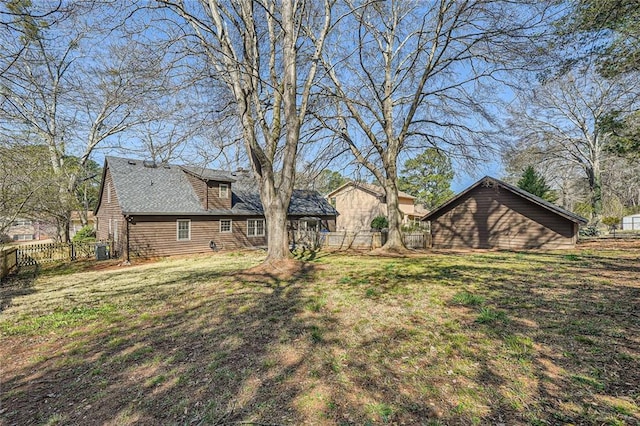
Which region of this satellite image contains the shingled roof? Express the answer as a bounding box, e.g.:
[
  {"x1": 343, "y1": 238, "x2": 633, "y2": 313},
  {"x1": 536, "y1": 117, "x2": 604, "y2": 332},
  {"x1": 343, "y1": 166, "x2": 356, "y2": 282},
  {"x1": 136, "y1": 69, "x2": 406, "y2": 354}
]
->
[
  {"x1": 421, "y1": 176, "x2": 588, "y2": 225},
  {"x1": 326, "y1": 181, "x2": 415, "y2": 200},
  {"x1": 98, "y1": 156, "x2": 337, "y2": 217}
]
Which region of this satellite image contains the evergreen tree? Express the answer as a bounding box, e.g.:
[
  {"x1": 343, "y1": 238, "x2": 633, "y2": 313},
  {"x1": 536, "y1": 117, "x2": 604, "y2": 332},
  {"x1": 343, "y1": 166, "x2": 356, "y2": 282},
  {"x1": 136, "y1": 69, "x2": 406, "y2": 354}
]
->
[
  {"x1": 398, "y1": 149, "x2": 455, "y2": 210},
  {"x1": 315, "y1": 170, "x2": 348, "y2": 195},
  {"x1": 517, "y1": 166, "x2": 558, "y2": 202}
]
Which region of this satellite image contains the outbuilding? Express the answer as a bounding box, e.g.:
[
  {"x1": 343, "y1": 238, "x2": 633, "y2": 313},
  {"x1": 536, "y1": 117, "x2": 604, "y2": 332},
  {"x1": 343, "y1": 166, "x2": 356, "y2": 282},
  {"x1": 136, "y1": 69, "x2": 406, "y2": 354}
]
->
[
  {"x1": 622, "y1": 214, "x2": 640, "y2": 230},
  {"x1": 421, "y1": 176, "x2": 587, "y2": 250}
]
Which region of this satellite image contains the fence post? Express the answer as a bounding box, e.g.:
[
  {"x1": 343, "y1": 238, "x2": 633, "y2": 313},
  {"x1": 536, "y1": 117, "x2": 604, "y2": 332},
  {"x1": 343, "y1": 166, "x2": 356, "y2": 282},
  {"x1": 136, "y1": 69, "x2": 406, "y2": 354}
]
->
[{"x1": 2, "y1": 249, "x2": 6, "y2": 279}]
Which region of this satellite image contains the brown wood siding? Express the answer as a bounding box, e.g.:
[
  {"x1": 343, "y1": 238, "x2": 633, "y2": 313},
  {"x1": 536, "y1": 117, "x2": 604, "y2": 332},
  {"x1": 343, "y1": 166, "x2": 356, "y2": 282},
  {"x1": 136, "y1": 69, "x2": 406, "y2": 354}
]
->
[
  {"x1": 206, "y1": 181, "x2": 232, "y2": 210},
  {"x1": 184, "y1": 173, "x2": 232, "y2": 210},
  {"x1": 127, "y1": 215, "x2": 267, "y2": 258},
  {"x1": 430, "y1": 185, "x2": 577, "y2": 250},
  {"x1": 184, "y1": 173, "x2": 208, "y2": 209},
  {"x1": 95, "y1": 168, "x2": 125, "y2": 253}
]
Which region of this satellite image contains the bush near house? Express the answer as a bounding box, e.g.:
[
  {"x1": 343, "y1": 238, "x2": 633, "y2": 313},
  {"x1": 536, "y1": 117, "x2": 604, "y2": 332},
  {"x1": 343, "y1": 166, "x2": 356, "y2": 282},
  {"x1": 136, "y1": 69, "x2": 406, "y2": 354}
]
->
[
  {"x1": 370, "y1": 215, "x2": 388, "y2": 230},
  {"x1": 72, "y1": 225, "x2": 96, "y2": 243}
]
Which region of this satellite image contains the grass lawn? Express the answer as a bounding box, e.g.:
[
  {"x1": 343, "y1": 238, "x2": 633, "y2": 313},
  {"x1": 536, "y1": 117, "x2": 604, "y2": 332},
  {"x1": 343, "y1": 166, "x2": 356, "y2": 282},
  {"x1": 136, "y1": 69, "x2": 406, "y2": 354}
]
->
[{"x1": 1, "y1": 242, "x2": 639, "y2": 425}]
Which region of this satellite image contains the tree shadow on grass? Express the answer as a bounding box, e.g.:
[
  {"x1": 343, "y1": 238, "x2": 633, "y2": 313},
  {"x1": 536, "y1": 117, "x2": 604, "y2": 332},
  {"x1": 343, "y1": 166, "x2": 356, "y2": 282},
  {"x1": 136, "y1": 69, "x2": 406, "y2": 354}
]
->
[
  {"x1": 0, "y1": 261, "x2": 335, "y2": 425},
  {"x1": 456, "y1": 254, "x2": 640, "y2": 424},
  {"x1": 2, "y1": 251, "x2": 639, "y2": 424},
  {"x1": 309, "y1": 252, "x2": 639, "y2": 424},
  {"x1": 0, "y1": 265, "x2": 38, "y2": 313}
]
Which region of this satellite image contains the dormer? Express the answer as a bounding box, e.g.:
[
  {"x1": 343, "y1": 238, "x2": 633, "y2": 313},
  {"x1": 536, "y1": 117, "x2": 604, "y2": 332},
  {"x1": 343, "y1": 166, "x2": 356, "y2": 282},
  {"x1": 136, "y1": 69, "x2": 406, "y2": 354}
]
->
[{"x1": 181, "y1": 167, "x2": 235, "y2": 210}]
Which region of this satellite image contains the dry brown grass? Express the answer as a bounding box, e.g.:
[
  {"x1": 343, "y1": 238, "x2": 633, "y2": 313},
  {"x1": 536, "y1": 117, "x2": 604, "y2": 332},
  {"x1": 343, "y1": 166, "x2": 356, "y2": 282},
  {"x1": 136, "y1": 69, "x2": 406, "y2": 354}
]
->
[{"x1": 1, "y1": 243, "x2": 639, "y2": 425}]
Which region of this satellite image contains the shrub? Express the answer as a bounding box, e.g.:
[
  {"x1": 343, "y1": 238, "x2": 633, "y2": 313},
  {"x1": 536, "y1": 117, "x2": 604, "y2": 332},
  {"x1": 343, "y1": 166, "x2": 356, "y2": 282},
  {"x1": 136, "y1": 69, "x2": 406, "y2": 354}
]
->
[
  {"x1": 579, "y1": 226, "x2": 599, "y2": 237},
  {"x1": 370, "y1": 215, "x2": 388, "y2": 230},
  {"x1": 602, "y1": 216, "x2": 620, "y2": 228},
  {"x1": 72, "y1": 225, "x2": 96, "y2": 242}
]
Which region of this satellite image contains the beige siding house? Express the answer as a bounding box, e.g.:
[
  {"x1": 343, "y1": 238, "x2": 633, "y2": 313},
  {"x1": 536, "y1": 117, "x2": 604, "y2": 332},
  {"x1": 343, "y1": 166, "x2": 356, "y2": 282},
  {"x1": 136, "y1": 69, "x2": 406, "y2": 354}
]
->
[{"x1": 326, "y1": 182, "x2": 426, "y2": 231}]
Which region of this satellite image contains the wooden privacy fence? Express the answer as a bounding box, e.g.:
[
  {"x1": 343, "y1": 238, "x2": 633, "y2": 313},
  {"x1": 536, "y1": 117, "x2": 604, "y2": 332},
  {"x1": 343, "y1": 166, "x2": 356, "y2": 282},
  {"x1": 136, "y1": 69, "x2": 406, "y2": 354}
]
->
[
  {"x1": 16, "y1": 241, "x2": 112, "y2": 267},
  {"x1": 1, "y1": 247, "x2": 18, "y2": 279},
  {"x1": 403, "y1": 232, "x2": 430, "y2": 249},
  {"x1": 321, "y1": 231, "x2": 430, "y2": 250},
  {"x1": 321, "y1": 231, "x2": 382, "y2": 250}
]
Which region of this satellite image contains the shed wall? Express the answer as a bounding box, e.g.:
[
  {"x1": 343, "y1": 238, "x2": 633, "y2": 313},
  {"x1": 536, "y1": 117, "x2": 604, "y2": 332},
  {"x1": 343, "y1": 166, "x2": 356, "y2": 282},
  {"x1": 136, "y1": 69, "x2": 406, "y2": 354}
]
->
[
  {"x1": 622, "y1": 215, "x2": 640, "y2": 230},
  {"x1": 430, "y1": 185, "x2": 577, "y2": 249}
]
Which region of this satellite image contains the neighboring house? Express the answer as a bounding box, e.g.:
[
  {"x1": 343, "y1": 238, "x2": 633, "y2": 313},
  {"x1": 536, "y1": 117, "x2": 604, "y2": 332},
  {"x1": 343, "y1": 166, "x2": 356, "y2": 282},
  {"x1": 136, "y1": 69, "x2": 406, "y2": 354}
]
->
[
  {"x1": 326, "y1": 182, "x2": 425, "y2": 231},
  {"x1": 622, "y1": 214, "x2": 640, "y2": 231},
  {"x1": 95, "y1": 157, "x2": 337, "y2": 258},
  {"x1": 421, "y1": 176, "x2": 588, "y2": 250},
  {"x1": 2, "y1": 218, "x2": 55, "y2": 243}
]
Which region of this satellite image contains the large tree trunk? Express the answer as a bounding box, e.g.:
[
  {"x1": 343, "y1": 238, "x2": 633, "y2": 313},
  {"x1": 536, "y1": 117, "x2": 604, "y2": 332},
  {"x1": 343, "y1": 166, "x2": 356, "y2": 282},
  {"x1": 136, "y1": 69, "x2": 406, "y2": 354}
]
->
[
  {"x1": 161, "y1": 0, "x2": 331, "y2": 269},
  {"x1": 383, "y1": 177, "x2": 407, "y2": 251},
  {"x1": 587, "y1": 165, "x2": 603, "y2": 223},
  {"x1": 259, "y1": 176, "x2": 292, "y2": 262}
]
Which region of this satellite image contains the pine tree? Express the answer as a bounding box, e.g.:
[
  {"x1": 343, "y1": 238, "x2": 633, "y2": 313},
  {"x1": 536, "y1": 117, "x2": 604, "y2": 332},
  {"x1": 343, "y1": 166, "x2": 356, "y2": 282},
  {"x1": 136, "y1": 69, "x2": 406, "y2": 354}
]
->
[
  {"x1": 517, "y1": 166, "x2": 558, "y2": 202},
  {"x1": 398, "y1": 148, "x2": 455, "y2": 210}
]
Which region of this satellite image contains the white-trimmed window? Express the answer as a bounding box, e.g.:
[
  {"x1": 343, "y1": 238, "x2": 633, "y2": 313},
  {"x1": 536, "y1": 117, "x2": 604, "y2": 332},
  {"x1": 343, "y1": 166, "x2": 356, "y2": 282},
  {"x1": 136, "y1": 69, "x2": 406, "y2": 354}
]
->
[
  {"x1": 220, "y1": 219, "x2": 232, "y2": 233},
  {"x1": 177, "y1": 219, "x2": 191, "y2": 241},
  {"x1": 12, "y1": 219, "x2": 32, "y2": 226},
  {"x1": 13, "y1": 234, "x2": 34, "y2": 241},
  {"x1": 247, "y1": 219, "x2": 265, "y2": 237},
  {"x1": 219, "y1": 183, "x2": 229, "y2": 199}
]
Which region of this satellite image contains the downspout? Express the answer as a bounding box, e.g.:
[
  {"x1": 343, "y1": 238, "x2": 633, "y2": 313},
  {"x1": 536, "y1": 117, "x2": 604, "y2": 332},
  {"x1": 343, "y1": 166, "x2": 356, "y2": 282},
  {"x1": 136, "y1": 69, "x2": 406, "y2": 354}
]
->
[{"x1": 124, "y1": 215, "x2": 132, "y2": 264}]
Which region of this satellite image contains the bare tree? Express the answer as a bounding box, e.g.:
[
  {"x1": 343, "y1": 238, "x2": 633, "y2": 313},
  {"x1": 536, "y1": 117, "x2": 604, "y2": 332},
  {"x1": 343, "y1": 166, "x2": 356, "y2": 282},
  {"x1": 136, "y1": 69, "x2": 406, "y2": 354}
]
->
[
  {"x1": 0, "y1": 0, "x2": 65, "y2": 76},
  {"x1": 0, "y1": 144, "x2": 49, "y2": 237},
  {"x1": 0, "y1": 2, "x2": 193, "y2": 240},
  {"x1": 507, "y1": 68, "x2": 640, "y2": 223},
  {"x1": 159, "y1": 0, "x2": 333, "y2": 263},
  {"x1": 320, "y1": 0, "x2": 553, "y2": 251}
]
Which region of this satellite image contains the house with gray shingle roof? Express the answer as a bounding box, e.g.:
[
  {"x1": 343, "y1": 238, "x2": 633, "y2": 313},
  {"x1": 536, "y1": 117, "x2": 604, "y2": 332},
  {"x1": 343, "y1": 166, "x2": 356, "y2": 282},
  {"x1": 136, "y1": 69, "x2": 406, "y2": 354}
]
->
[{"x1": 95, "y1": 157, "x2": 337, "y2": 259}]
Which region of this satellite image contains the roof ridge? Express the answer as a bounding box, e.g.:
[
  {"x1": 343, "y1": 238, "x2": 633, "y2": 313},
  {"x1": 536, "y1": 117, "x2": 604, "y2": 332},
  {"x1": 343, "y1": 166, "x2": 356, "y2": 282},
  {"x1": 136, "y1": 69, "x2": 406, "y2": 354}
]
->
[
  {"x1": 421, "y1": 175, "x2": 587, "y2": 224},
  {"x1": 327, "y1": 180, "x2": 416, "y2": 199}
]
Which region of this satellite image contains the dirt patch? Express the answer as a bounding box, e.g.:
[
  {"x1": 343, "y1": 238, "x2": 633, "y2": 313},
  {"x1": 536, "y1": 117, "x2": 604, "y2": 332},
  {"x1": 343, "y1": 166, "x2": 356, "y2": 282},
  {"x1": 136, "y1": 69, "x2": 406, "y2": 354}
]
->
[
  {"x1": 369, "y1": 246, "x2": 413, "y2": 257},
  {"x1": 236, "y1": 258, "x2": 321, "y2": 282},
  {"x1": 578, "y1": 238, "x2": 640, "y2": 250}
]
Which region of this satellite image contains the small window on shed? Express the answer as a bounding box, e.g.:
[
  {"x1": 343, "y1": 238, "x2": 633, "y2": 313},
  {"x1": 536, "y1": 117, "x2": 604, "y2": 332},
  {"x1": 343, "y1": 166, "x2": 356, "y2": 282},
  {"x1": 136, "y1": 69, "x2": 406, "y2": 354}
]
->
[
  {"x1": 219, "y1": 183, "x2": 229, "y2": 199},
  {"x1": 330, "y1": 197, "x2": 336, "y2": 207},
  {"x1": 177, "y1": 219, "x2": 191, "y2": 241}
]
